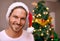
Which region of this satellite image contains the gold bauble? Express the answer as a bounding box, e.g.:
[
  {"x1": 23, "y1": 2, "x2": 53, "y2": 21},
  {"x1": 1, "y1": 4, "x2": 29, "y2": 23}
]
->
[{"x1": 35, "y1": 19, "x2": 38, "y2": 22}]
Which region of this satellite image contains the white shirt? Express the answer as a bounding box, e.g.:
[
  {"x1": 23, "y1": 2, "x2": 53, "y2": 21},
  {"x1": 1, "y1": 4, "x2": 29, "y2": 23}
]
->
[{"x1": 0, "y1": 30, "x2": 34, "y2": 41}]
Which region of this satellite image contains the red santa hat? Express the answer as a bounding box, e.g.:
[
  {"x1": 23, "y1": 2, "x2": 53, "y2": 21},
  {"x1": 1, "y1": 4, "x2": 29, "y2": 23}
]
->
[{"x1": 6, "y1": 2, "x2": 34, "y2": 33}]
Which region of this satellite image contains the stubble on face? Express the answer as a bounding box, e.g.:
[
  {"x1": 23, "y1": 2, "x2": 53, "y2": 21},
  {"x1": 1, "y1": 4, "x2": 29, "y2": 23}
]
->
[{"x1": 8, "y1": 8, "x2": 27, "y2": 33}]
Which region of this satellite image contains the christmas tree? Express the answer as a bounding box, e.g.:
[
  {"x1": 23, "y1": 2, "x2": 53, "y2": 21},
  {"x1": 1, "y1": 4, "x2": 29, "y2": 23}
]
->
[{"x1": 32, "y1": 0, "x2": 59, "y2": 41}]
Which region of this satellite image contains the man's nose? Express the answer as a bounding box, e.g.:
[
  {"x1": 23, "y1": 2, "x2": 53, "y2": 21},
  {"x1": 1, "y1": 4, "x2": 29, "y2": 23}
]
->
[{"x1": 17, "y1": 18, "x2": 21, "y2": 24}]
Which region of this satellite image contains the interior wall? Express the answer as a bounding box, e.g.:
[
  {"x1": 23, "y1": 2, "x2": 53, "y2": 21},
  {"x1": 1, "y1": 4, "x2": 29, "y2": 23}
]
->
[{"x1": 0, "y1": 0, "x2": 14, "y2": 31}]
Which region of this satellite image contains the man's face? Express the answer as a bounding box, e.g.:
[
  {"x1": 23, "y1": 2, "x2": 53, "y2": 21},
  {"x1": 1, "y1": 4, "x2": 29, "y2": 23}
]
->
[{"x1": 9, "y1": 8, "x2": 27, "y2": 32}]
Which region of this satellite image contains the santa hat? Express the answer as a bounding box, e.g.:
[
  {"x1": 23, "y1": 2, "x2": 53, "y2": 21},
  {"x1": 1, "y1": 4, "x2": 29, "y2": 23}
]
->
[{"x1": 6, "y1": 2, "x2": 34, "y2": 33}]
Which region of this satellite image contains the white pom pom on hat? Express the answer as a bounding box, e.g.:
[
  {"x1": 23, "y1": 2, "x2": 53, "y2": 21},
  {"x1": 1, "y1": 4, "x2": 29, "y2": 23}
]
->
[{"x1": 6, "y1": 2, "x2": 29, "y2": 21}]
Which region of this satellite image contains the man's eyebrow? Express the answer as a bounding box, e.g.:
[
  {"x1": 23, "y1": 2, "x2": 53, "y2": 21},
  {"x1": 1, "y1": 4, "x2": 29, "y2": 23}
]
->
[{"x1": 13, "y1": 15, "x2": 18, "y2": 18}]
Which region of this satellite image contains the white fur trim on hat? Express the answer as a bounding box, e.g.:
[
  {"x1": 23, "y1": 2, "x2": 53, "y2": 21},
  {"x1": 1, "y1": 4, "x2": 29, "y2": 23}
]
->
[
  {"x1": 6, "y1": 2, "x2": 29, "y2": 21},
  {"x1": 27, "y1": 26, "x2": 34, "y2": 33}
]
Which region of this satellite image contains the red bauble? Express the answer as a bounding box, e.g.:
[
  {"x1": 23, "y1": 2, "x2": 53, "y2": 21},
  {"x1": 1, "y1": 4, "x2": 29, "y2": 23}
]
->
[
  {"x1": 50, "y1": 35, "x2": 54, "y2": 39},
  {"x1": 51, "y1": 24, "x2": 54, "y2": 27},
  {"x1": 42, "y1": 19, "x2": 45, "y2": 23}
]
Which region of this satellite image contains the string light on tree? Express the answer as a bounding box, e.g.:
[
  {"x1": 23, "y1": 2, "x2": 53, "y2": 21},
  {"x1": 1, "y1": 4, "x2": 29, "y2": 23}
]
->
[
  {"x1": 32, "y1": 10, "x2": 34, "y2": 12},
  {"x1": 46, "y1": 7, "x2": 49, "y2": 10},
  {"x1": 49, "y1": 28, "x2": 52, "y2": 31},
  {"x1": 43, "y1": 12, "x2": 46, "y2": 14},
  {"x1": 33, "y1": 30, "x2": 36, "y2": 32},
  {"x1": 47, "y1": 30, "x2": 49, "y2": 33},
  {"x1": 51, "y1": 39, "x2": 54, "y2": 41},
  {"x1": 41, "y1": 33, "x2": 44, "y2": 36},
  {"x1": 43, "y1": 11, "x2": 48, "y2": 15},
  {"x1": 36, "y1": 6, "x2": 38, "y2": 8},
  {"x1": 38, "y1": 14, "x2": 41, "y2": 17},
  {"x1": 37, "y1": 15, "x2": 39, "y2": 17},
  {"x1": 46, "y1": 32, "x2": 49, "y2": 35},
  {"x1": 45, "y1": 12, "x2": 48, "y2": 14},
  {"x1": 39, "y1": 29, "x2": 42, "y2": 31},
  {"x1": 33, "y1": 16, "x2": 35, "y2": 19},
  {"x1": 45, "y1": 25, "x2": 47, "y2": 28}
]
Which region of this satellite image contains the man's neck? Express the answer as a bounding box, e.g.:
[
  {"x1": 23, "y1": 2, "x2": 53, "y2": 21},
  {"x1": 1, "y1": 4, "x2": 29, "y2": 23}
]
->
[{"x1": 5, "y1": 27, "x2": 23, "y2": 38}]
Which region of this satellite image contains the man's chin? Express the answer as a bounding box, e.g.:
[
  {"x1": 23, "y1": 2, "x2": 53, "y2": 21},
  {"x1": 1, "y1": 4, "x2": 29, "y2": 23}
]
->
[{"x1": 12, "y1": 27, "x2": 22, "y2": 32}]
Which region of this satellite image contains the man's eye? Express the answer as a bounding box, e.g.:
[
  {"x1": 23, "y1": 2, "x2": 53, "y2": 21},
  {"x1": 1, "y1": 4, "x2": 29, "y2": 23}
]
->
[
  {"x1": 21, "y1": 18, "x2": 26, "y2": 20},
  {"x1": 13, "y1": 16, "x2": 18, "y2": 18}
]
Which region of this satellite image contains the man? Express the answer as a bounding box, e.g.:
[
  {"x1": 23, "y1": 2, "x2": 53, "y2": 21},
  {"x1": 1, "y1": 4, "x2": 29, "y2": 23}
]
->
[{"x1": 0, "y1": 2, "x2": 34, "y2": 41}]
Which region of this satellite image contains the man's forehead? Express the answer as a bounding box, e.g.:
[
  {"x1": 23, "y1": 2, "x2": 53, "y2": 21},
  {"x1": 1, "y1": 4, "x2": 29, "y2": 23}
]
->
[{"x1": 11, "y1": 8, "x2": 26, "y2": 17}]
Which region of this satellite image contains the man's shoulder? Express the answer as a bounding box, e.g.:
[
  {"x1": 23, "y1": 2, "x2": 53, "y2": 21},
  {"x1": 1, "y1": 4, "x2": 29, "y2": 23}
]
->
[
  {"x1": 0, "y1": 30, "x2": 5, "y2": 34},
  {"x1": 0, "y1": 30, "x2": 5, "y2": 40}
]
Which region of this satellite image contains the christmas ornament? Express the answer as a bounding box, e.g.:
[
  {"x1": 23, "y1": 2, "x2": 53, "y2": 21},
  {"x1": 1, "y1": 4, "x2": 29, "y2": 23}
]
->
[
  {"x1": 34, "y1": 16, "x2": 52, "y2": 27},
  {"x1": 50, "y1": 34, "x2": 54, "y2": 39},
  {"x1": 50, "y1": 24, "x2": 54, "y2": 28}
]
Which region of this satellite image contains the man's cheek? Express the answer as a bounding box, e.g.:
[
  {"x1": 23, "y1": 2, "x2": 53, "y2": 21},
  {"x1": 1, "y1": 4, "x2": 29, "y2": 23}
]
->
[{"x1": 22, "y1": 22, "x2": 26, "y2": 25}]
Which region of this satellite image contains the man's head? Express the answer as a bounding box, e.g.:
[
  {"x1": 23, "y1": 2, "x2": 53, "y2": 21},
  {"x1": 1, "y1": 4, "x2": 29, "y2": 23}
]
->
[{"x1": 6, "y1": 2, "x2": 29, "y2": 32}]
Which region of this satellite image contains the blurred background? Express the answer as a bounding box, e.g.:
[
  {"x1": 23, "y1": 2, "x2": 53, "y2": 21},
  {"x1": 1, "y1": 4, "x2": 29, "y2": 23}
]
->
[{"x1": 0, "y1": 0, "x2": 60, "y2": 38}]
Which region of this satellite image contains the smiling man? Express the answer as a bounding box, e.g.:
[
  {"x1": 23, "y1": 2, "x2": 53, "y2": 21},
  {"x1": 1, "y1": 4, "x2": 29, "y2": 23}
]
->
[{"x1": 0, "y1": 2, "x2": 34, "y2": 41}]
